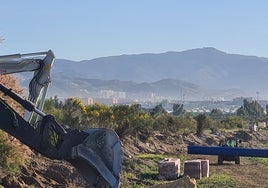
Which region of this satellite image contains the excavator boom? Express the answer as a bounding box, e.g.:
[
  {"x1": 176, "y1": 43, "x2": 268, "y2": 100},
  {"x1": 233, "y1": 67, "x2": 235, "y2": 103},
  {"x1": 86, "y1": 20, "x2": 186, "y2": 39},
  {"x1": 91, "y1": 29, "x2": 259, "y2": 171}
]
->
[{"x1": 0, "y1": 50, "x2": 55, "y2": 121}]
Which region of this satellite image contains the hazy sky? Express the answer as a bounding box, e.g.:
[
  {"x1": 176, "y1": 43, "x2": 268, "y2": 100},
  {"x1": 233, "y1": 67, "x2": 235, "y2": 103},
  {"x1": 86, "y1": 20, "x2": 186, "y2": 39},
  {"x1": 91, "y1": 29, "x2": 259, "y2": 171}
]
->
[{"x1": 0, "y1": 1, "x2": 267, "y2": 61}]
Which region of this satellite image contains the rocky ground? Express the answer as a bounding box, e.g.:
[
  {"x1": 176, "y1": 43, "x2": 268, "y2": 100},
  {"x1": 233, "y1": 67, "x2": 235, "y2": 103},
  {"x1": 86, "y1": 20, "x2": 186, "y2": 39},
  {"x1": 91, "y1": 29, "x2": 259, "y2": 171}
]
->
[{"x1": 1, "y1": 129, "x2": 268, "y2": 187}]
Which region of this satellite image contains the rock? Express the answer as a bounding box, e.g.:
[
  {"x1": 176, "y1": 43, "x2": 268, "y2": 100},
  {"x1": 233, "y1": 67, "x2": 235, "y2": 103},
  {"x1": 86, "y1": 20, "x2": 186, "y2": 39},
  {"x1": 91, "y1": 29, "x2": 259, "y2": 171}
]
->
[{"x1": 150, "y1": 176, "x2": 197, "y2": 188}]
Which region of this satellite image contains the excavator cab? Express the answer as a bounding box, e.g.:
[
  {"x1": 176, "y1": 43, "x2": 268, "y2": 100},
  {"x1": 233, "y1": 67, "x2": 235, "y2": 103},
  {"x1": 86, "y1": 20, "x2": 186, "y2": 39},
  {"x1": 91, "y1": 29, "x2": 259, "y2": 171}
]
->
[{"x1": 0, "y1": 50, "x2": 122, "y2": 187}]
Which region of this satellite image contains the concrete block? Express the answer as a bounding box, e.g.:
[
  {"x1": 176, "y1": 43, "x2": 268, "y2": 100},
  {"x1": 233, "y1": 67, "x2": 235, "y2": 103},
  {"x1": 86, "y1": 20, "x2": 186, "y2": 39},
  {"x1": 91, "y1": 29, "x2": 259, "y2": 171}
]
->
[
  {"x1": 184, "y1": 160, "x2": 202, "y2": 179},
  {"x1": 200, "y1": 159, "x2": 209, "y2": 177},
  {"x1": 158, "y1": 158, "x2": 180, "y2": 180}
]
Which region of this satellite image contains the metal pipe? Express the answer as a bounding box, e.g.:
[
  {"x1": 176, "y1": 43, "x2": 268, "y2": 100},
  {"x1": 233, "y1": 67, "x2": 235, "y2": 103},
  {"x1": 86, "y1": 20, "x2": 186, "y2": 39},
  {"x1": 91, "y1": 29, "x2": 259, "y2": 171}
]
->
[{"x1": 188, "y1": 145, "x2": 268, "y2": 158}]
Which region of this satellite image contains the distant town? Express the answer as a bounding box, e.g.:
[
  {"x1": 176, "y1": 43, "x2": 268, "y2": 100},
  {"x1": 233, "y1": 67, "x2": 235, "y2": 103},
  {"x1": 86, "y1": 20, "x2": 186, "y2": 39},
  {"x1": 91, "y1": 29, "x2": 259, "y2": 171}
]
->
[{"x1": 54, "y1": 89, "x2": 268, "y2": 114}]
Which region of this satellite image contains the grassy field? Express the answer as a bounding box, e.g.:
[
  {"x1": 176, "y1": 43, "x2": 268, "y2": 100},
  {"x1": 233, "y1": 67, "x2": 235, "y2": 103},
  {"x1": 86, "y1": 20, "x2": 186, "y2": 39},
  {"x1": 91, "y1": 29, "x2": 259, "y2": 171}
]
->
[
  {"x1": 120, "y1": 129, "x2": 268, "y2": 187},
  {"x1": 121, "y1": 154, "x2": 268, "y2": 188}
]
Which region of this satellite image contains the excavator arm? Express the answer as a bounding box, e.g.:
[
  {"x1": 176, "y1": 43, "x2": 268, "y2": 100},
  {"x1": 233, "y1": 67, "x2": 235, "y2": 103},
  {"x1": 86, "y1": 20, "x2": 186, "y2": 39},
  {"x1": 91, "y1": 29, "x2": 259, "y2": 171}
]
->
[
  {"x1": 0, "y1": 50, "x2": 55, "y2": 121},
  {"x1": 0, "y1": 50, "x2": 122, "y2": 187}
]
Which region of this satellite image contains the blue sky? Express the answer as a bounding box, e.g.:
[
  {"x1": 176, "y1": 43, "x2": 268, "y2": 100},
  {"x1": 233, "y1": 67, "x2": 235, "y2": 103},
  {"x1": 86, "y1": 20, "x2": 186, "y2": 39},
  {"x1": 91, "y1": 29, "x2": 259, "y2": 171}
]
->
[{"x1": 0, "y1": 0, "x2": 268, "y2": 61}]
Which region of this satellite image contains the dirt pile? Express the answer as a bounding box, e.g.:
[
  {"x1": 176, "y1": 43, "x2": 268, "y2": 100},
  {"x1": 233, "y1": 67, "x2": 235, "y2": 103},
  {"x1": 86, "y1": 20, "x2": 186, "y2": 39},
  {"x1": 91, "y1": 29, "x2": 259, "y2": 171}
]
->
[
  {"x1": 1, "y1": 156, "x2": 87, "y2": 188},
  {"x1": 122, "y1": 132, "x2": 187, "y2": 158},
  {"x1": 1, "y1": 129, "x2": 268, "y2": 187}
]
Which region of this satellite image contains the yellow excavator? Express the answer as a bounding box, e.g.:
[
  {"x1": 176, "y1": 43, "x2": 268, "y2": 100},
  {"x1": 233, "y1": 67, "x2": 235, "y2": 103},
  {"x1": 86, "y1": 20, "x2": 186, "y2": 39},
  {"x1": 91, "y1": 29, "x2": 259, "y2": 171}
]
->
[{"x1": 0, "y1": 50, "x2": 122, "y2": 187}]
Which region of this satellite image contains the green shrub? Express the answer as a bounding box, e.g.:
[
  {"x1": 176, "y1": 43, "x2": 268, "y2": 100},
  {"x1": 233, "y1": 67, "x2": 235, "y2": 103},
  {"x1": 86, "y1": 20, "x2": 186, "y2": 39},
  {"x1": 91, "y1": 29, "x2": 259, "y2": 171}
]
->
[
  {"x1": 198, "y1": 174, "x2": 236, "y2": 188},
  {"x1": 249, "y1": 157, "x2": 268, "y2": 166},
  {"x1": 0, "y1": 131, "x2": 29, "y2": 176}
]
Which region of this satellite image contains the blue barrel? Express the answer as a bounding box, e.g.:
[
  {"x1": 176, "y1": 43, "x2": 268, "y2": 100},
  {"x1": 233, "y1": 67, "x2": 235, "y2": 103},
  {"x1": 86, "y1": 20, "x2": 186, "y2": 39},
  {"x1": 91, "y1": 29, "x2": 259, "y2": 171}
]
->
[{"x1": 187, "y1": 145, "x2": 268, "y2": 158}]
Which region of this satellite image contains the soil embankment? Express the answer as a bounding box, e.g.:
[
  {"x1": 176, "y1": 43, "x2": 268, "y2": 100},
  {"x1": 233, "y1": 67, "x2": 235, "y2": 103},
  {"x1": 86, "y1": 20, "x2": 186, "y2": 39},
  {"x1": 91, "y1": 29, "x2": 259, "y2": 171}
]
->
[{"x1": 1, "y1": 130, "x2": 268, "y2": 187}]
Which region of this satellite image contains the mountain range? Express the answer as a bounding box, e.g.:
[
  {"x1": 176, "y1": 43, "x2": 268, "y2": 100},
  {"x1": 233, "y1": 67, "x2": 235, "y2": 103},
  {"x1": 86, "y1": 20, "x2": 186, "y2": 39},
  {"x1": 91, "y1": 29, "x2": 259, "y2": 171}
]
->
[{"x1": 19, "y1": 47, "x2": 268, "y2": 101}]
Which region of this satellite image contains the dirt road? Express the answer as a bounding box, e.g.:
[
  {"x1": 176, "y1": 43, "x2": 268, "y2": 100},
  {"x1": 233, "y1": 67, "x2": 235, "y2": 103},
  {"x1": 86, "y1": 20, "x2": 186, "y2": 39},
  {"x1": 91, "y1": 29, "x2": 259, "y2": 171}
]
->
[{"x1": 192, "y1": 155, "x2": 268, "y2": 188}]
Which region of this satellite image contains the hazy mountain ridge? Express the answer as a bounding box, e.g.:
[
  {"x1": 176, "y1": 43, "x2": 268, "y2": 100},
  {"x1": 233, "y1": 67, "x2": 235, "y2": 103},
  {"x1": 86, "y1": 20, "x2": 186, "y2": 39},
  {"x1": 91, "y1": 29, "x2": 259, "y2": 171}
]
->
[
  {"x1": 46, "y1": 75, "x2": 210, "y2": 100},
  {"x1": 19, "y1": 47, "x2": 268, "y2": 100},
  {"x1": 54, "y1": 47, "x2": 268, "y2": 86}
]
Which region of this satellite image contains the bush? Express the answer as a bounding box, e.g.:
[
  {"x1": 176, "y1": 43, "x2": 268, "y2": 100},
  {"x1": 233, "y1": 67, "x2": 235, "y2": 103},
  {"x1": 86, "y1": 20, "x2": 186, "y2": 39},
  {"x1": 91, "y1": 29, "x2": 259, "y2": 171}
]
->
[
  {"x1": 0, "y1": 131, "x2": 29, "y2": 176},
  {"x1": 0, "y1": 75, "x2": 29, "y2": 176}
]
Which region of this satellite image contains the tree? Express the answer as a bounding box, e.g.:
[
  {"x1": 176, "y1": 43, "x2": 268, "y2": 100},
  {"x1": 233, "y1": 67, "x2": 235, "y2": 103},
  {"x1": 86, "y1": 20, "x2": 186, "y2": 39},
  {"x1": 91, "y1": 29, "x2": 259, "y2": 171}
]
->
[
  {"x1": 61, "y1": 97, "x2": 85, "y2": 129},
  {"x1": 43, "y1": 96, "x2": 64, "y2": 123},
  {"x1": 172, "y1": 103, "x2": 185, "y2": 116},
  {"x1": 83, "y1": 103, "x2": 114, "y2": 129},
  {"x1": 210, "y1": 108, "x2": 223, "y2": 119},
  {"x1": 112, "y1": 104, "x2": 153, "y2": 137},
  {"x1": 112, "y1": 105, "x2": 131, "y2": 135},
  {"x1": 175, "y1": 115, "x2": 197, "y2": 135},
  {"x1": 195, "y1": 114, "x2": 209, "y2": 137},
  {"x1": 237, "y1": 99, "x2": 265, "y2": 120},
  {"x1": 150, "y1": 104, "x2": 167, "y2": 116},
  {"x1": 153, "y1": 114, "x2": 173, "y2": 133},
  {"x1": 220, "y1": 116, "x2": 245, "y2": 129}
]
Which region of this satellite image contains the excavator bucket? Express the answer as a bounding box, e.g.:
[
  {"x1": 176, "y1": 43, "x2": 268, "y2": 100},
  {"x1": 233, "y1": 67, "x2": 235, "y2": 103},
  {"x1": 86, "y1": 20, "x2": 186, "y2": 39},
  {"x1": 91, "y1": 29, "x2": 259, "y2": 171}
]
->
[{"x1": 69, "y1": 128, "x2": 122, "y2": 188}]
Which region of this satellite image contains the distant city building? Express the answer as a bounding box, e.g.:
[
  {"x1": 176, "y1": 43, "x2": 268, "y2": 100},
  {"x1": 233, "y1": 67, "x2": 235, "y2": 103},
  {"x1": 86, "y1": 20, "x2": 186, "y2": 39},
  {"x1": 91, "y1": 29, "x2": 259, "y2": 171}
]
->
[
  {"x1": 79, "y1": 97, "x2": 94, "y2": 105},
  {"x1": 99, "y1": 90, "x2": 126, "y2": 99},
  {"x1": 79, "y1": 97, "x2": 119, "y2": 105}
]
